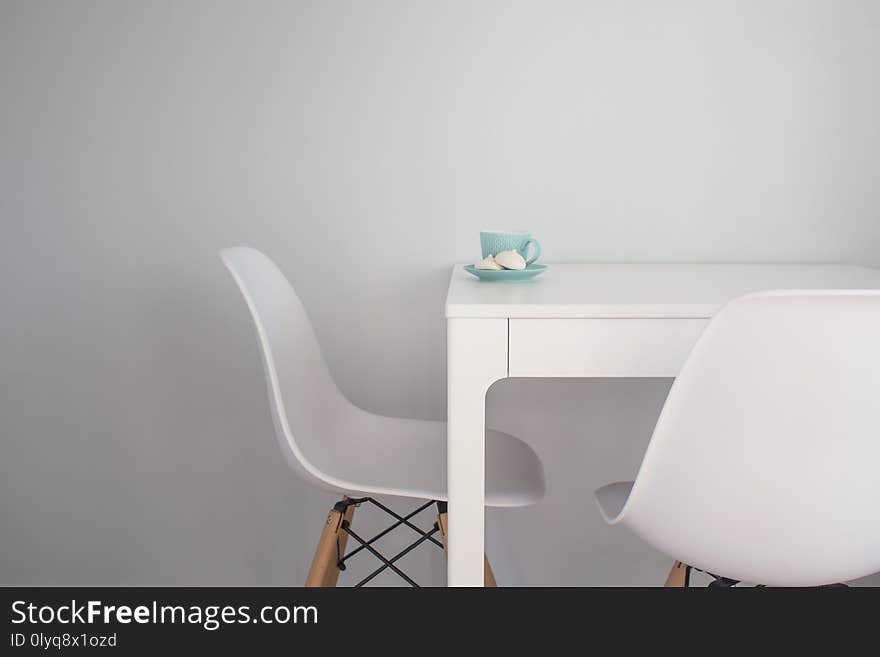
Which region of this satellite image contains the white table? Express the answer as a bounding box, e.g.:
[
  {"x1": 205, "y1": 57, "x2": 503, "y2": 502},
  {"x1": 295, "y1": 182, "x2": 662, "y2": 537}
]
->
[{"x1": 445, "y1": 263, "x2": 880, "y2": 586}]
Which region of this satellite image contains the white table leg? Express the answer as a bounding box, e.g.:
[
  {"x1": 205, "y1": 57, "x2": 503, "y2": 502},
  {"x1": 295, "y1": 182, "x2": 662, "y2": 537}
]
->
[{"x1": 446, "y1": 317, "x2": 508, "y2": 586}]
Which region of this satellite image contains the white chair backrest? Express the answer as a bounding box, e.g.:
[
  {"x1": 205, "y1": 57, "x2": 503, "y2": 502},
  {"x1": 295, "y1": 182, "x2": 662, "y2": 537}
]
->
[
  {"x1": 220, "y1": 247, "x2": 352, "y2": 490},
  {"x1": 622, "y1": 290, "x2": 880, "y2": 585}
]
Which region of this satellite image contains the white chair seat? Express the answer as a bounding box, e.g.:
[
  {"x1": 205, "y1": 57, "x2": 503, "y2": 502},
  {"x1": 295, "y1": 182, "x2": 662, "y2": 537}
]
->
[{"x1": 313, "y1": 409, "x2": 545, "y2": 506}]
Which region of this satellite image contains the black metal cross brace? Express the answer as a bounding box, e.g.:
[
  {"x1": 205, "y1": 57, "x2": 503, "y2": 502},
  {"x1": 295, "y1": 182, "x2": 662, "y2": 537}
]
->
[{"x1": 334, "y1": 497, "x2": 445, "y2": 587}]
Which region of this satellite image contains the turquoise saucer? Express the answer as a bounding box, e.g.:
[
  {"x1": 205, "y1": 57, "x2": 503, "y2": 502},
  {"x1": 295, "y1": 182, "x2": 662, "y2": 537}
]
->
[{"x1": 464, "y1": 263, "x2": 547, "y2": 282}]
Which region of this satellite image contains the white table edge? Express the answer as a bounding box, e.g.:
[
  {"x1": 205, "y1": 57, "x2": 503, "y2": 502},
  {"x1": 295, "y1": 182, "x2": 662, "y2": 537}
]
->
[{"x1": 445, "y1": 303, "x2": 723, "y2": 319}]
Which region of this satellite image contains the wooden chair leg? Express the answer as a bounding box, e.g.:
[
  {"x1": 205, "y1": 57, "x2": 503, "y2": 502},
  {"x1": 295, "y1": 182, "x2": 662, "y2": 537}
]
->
[
  {"x1": 664, "y1": 560, "x2": 691, "y2": 587},
  {"x1": 437, "y1": 510, "x2": 449, "y2": 552},
  {"x1": 305, "y1": 498, "x2": 356, "y2": 587},
  {"x1": 323, "y1": 501, "x2": 355, "y2": 587},
  {"x1": 437, "y1": 509, "x2": 497, "y2": 587},
  {"x1": 483, "y1": 554, "x2": 497, "y2": 587}
]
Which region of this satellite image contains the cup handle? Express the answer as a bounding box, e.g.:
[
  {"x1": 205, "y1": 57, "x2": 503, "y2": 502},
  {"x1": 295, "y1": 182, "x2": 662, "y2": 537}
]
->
[{"x1": 521, "y1": 238, "x2": 541, "y2": 265}]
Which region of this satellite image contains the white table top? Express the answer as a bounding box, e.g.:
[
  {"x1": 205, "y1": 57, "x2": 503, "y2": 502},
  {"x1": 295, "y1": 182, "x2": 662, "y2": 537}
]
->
[{"x1": 446, "y1": 263, "x2": 880, "y2": 318}]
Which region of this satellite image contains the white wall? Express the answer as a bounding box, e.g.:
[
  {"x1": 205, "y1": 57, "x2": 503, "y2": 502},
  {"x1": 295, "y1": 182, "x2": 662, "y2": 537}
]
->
[{"x1": 2, "y1": 0, "x2": 879, "y2": 586}]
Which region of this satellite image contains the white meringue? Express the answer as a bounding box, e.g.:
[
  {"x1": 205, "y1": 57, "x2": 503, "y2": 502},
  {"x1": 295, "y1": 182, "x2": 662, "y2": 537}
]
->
[
  {"x1": 474, "y1": 255, "x2": 503, "y2": 270},
  {"x1": 494, "y1": 249, "x2": 526, "y2": 270}
]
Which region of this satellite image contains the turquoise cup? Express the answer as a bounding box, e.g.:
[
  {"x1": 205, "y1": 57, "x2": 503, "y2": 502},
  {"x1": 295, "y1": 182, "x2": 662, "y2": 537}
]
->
[{"x1": 480, "y1": 230, "x2": 541, "y2": 265}]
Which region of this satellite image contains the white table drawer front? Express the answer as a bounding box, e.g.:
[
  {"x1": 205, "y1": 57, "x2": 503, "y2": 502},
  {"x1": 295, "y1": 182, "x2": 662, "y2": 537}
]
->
[{"x1": 509, "y1": 318, "x2": 709, "y2": 377}]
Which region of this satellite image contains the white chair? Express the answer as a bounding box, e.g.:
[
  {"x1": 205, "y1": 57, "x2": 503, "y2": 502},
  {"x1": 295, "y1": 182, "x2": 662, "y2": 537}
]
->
[
  {"x1": 595, "y1": 290, "x2": 880, "y2": 587},
  {"x1": 221, "y1": 247, "x2": 545, "y2": 586}
]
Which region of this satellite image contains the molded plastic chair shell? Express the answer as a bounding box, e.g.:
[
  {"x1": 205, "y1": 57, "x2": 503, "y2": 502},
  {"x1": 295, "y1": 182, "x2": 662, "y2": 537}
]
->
[
  {"x1": 221, "y1": 247, "x2": 544, "y2": 506},
  {"x1": 596, "y1": 290, "x2": 880, "y2": 586}
]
